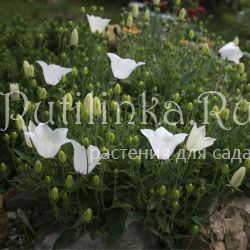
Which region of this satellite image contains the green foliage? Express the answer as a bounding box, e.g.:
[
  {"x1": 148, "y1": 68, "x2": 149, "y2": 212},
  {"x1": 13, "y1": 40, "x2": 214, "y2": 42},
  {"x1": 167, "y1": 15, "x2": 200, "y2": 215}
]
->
[{"x1": 0, "y1": 4, "x2": 249, "y2": 249}]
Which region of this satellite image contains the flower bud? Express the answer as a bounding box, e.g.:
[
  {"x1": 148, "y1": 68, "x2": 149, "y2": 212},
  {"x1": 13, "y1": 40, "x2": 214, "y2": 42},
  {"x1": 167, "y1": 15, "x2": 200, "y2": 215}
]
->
[
  {"x1": 72, "y1": 67, "x2": 78, "y2": 77},
  {"x1": 93, "y1": 175, "x2": 100, "y2": 187},
  {"x1": 37, "y1": 87, "x2": 47, "y2": 100},
  {"x1": 173, "y1": 189, "x2": 180, "y2": 200},
  {"x1": 91, "y1": 5, "x2": 97, "y2": 11},
  {"x1": 26, "y1": 101, "x2": 32, "y2": 112},
  {"x1": 210, "y1": 105, "x2": 219, "y2": 118},
  {"x1": 81, "y1": 6, "x2": 86, "y2": 14},
  {"x1": 127, "y1": 13, "x2": 133, "y2": 28},
  {"x1": 16, "y1": 114, "x2": 26, "y2": 131},
  {"x1": 50, "y1": 187, "x2": 59, "y2": 201},
  {"x1": 127, "y1": 136, "x2": 133, "y2": 145},
  {"x1": 245, "y1": 159, "x2": 250, "y2": 169},
  {"x1": 65, "y1": 175, "x2": 74, "y2": 189},
  {"x1": 144, "y1": 9, "x2": 150, "y2": 22},
  {"x1": 192, "y1": 225, "x2": 199, "y2": 235},
  {"x1": 82, "y1": 137, "x2": 90, "y2": 147},
  {"x1": 45, "y1": 176, "x2": 52, "y2": 185},
  {"x1": 150, "y1": 189, "x2": 155, "y2": 196},
  {"x1": 173, "y1": 93, "x2": 180, "y2": 102},
  {"x1": 10, "y1": 83, "x2": 20, "y2": 101},
  {"x1": 239, "y1": 63, "x2": 245, "y2": 74},
  {"x1": 23, "y1": 60, "x2": 35, "y2": 78},
  {"x1": 82, "y1": 66, "x2": 89, "y2": 76},
  {"x1": 246, "y1": 83, "x2": 250, "y2": 92},
  {"x1": 133, "y1": 135, "x2": 139, "y2": 144},
  {"x1": 62, "y1": 192, "x2": 69, "y2": 202},
  {"x1": 230, "y1": 167, "x2": 246, "y2": 189},
  {"x1": 241, "y1": 73, "x2": 247, "y2": 82},
  {"x1": 3, "y1": 134, "x2": 10, "y2": 142},
  {"x1": 83, "y1": 208, "x2": 92, "y2": 223},
  {"x1": 222, "y1": 164, "x2": 229, "y2": 175},
  {"x1": 132, "y1": 3, "x2": 139, "y2": 18},
  {"x1": 199, "y1": 186, "x2": 206, "y2": 195},
  {"x1": 71, "y1": 28, "x2": 79, "y2": 46},
  {"x1": 202, "y1": 43, "x2": 210, "y2": 55},
  {"x1": 93, "y1": 96, "x2": 102, "y2": 117},
  {"x1": 31, "y1": 79, "x2": 37, "y2": 88},
  {"x1": 34, "y1": 160, "x2": 43, "y2": 173},
  {"x1": 186, "y1": 183, "x2": 194, "y2": 193},
  {"x1": 59, "y1": 151, "x2": 67, "y2": 163},
  {"x1": 175, "y1": 0, "x2": 181, "y2": 6},
  {"x1": 159, "y1": 185, "x2": 167, "y2": 196},
  {"x1": 179, "y1": 8, "x2": 186, "y2": 21},
  {"x1": 138, "y1": 80, "x2": 144, "y2": 88},
  {"x1": 123, "y1": 95, "x2": 131, "y2": 102},
  {"x1": 65, "y1": 93, "x2": 73, "y2": 111},
  {"x1": 134, "y1": 155, "x2": 142, "y2": 166},
  {"x1": 111, "y1": 101, "x2": 119, "y2": 112},
  {"x1": 240, "y1": 99, "x2": 249, "y2": 113},
  {"x1": 114, "y1": 168, "x2": 119, "y2": 177},
  {"x1": 153, "y1": 0, "x2": 160, "y2": 5},
  {"x1": 0, "y1": 163, "x2": 7, "y2": 173},
  {"x1": 106, "y1": 131, "x2": 115, "y2": 143},
  {"x1": 189, "y1": 30, "x2": 194, "y2": 40},
  {"x1": 234, "y1": 36, "x2": 239, "y2": 46},
  {"x1": 114, "y1": 84, "x2": 122, "y2": 95},
  {"x1": 83, "y1": 93, "x2": 93, "y2": 113},
  {"x1": 221, "y1": 108, "x2": 230, "y2": 121},
  {"x1": 11, "y1": 132, "x2": 18, "y2": 141},
  {"x1": 172, "y1": 201, "x2": 179, "y2": 210},
  {"x1": 187, "y1": 102, "x2": 193, "y2": 111}
]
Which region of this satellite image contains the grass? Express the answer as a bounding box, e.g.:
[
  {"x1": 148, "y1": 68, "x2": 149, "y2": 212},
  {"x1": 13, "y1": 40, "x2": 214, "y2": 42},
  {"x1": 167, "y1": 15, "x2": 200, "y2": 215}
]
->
[
  {"x1": 0, "y1": 0, "x2": 121, "y2": 25},
  {"x1": 0, "y1": 0, "x2": 249, "y2": 51}
]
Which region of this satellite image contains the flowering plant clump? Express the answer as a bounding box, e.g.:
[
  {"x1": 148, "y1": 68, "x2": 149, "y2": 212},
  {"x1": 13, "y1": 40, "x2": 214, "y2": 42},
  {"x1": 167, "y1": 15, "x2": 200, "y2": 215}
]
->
[{"x1": 0, "y1": 1, "x2": 250, "y2": 248}]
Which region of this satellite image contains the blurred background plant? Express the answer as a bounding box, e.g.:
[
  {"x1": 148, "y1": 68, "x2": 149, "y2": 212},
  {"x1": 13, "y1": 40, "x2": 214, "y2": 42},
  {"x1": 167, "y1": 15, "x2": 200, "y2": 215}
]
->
[{"x1": 0, "y1": 0, "x2": 250, "y2": 249}]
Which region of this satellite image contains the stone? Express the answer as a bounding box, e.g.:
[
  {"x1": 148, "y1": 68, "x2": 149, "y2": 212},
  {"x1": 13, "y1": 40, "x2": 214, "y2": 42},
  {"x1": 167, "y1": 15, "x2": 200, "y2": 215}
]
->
[
  {"x1": 35, "y1": 222, "x2": 160, "y2": 250},
  {"x1": 213, "y1": 241, "x2": 225, "y2": 250},
  {"x1": 0, "y1": 195, "x2": 8, "y2": 247},
  {"x1": 208, "y1": 196, "x2": 250, "y2": 250}
]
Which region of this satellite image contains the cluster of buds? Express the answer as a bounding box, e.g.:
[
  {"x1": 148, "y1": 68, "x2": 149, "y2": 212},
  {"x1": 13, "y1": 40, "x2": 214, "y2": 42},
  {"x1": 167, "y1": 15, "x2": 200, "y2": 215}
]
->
[{"x1": 23, "y1": 60, "x2": 35, "y2": 78}]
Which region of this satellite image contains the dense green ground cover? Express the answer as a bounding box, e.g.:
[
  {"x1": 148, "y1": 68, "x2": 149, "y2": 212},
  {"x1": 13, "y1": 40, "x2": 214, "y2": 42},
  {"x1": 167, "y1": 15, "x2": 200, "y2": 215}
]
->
[{"x1": 0, "y1": 1, "x2": 250, "y2": 248}]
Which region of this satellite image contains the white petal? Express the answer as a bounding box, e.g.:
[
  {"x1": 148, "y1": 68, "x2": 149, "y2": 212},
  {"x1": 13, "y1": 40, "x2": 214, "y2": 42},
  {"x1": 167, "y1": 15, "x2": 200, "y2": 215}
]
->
[
  {"x1": 219, "y1": 42, "x2": 243, "y2": 64},
  {"x1": 161, "y1": 133, "x2": 188, "y2": 159},
  {"x1": 186, "y1": 123, "x2": 216, "y2": 152},
  {"x1": 137, "y1": 62, "x2": 146, "y2": 67},
  {"x1": 87, "y1": 14, "x2": 110, "y2": 33},
  {"x1": 141, "y1": 127, "x2": 187, "y2": 160},
  {"x1": 140, "y1": 129, "x2": 155, "y2": 138},
  {"x1": 155, "y1": 127, "x2": 173, "y2": 137},
  {"x1": 23, "y1": 126, "x2": 33, "y2": 148},
  {"x1": 70, "y1": 140, "x2": 88, "y2": 175},
  {"x1": 28, "y1": 120, "x2": 36, "y2": 133},
  {"x1": 146, "y1": 136, "x2": 170, "y2": 160},
  {"x1": 107, "y1": 53, "x2": 145, "y2": 80},
  {"x1": 37, "y1": 61, "x2": 72, "y2": 85},
  {"x1": 87, "y1": 145, "x2": 101, "y2": 173},
  {"x1": 34, "y1": 123, "x2": 53, "y2": 141},
  {"x1": 36, "y1": 60, "x2": 48, "y2": 71},
  {"x1": 186, "y1": 123, "x2": 198, "y2": 150},
  {"x1": 52, "y1": 128, "x2": 69, "y2": 145},
  {"x1": 195, "y1": 137, "x2": 216, "y2": 151}
]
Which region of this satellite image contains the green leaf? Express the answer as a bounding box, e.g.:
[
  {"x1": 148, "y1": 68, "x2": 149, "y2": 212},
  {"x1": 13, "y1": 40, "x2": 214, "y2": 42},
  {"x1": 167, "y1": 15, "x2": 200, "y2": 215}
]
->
[
  {"x1": 125, "y1": 211, "x2": 143, "y2": 230},
  {"x1": 180, "y1": 71, "x2": 196, "y2": 84},
  {"x1": 52, "y1": 228, "x2": 77, "y2": 250},
  {"x1": 112, "y1": 202, "x2": 134, "y2": 209},
  {"x1": 32, "y1": 210, "x2": 55, "y2": 229},
  {"x1": 243, "y1": 52, "x2": 250, "y2": 58}
]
